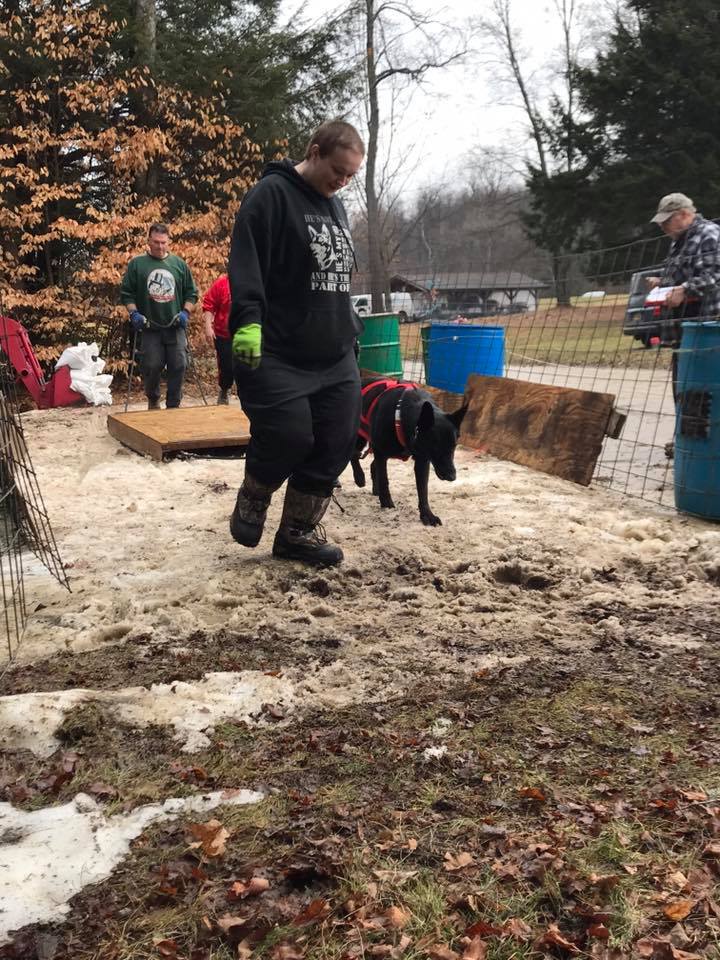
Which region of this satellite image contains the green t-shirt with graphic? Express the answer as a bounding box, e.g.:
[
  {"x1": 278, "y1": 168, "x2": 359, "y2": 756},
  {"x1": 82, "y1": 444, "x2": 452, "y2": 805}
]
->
[{"x1": 120, "y1": 253, "x2": 198, "y2": 328}]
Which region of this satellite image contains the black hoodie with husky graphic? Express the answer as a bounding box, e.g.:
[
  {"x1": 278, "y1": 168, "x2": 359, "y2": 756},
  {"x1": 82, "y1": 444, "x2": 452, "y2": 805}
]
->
[{"x1": 228, "y1": 159, "x2": 362, "y2": 367}]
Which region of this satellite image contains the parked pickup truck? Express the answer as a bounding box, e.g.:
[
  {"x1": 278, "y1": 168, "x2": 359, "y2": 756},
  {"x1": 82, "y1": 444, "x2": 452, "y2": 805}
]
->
[{"x1": 623, "y1": 266, "x2": 676, "y2": 348}]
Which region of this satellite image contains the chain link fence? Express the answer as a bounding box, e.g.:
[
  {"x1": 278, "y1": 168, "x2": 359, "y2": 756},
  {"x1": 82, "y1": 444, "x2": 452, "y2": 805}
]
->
[{"x1": 353, "y1": 234, "x2": 720, "y2": 513}]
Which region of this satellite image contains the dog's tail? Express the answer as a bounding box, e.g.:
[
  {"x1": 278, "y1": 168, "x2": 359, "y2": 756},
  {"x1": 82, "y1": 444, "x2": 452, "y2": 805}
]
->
[{"x1": 350, "y1": 449, "x2": 367, "y2": 487}]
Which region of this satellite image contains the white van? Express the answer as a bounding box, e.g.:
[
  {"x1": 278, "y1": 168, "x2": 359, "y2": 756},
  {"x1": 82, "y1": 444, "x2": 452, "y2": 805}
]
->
[
  {"x1": 351, "y1": 294, "x2": 371, "y2": 317},
  {"x1": 389, "y1": 292, "x2": 414, "y2": 322}
]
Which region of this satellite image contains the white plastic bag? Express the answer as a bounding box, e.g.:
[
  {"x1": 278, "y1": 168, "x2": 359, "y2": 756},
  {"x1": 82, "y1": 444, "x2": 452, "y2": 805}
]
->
[{"x1": 55, "y1": 341, "x2": 113, "y2": 405}]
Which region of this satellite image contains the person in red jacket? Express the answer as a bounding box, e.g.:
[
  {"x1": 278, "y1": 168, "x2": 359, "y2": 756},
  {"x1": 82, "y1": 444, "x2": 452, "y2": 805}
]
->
[{"x1": 201, "y1": 273, "x2": 234, "y2": 404}]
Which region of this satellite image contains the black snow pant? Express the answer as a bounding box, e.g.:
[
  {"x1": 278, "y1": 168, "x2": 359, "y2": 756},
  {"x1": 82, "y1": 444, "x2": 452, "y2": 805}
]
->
[
  {"x1": 234, "y1": 349, "x2": 361, "y2": 497},
  {"x1": 138, "y1": 327, "x2": 187, "y2": 408},
  {"x1": 214, "y1": 336, "x2": 235, "y2": 391}
]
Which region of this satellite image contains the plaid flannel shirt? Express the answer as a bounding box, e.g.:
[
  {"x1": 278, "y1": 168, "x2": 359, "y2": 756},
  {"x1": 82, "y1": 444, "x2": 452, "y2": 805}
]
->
[{"x1": 660, "y1": 214, "x2": 720, "y2": 318}]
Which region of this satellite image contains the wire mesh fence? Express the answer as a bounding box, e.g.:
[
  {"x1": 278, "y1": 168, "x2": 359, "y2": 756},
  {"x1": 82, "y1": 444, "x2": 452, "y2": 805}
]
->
[
  {"x1": 0, "y1": 327, "x2": 70, "y2": 659},
  {"x1": 353, "y1": 234, "x2": 720, "y2": 517}
]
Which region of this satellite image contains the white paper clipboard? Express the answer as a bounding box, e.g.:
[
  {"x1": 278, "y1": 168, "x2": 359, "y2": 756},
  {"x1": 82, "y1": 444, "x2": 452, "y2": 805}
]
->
[{"x1": 644, "y1": 286, "x2": 674, "y2": 305}]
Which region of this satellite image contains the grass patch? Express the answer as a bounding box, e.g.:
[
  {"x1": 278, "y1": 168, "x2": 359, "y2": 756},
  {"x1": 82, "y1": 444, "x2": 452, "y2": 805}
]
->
[
  {"x1": 398, "y1": 308, "x2": 674, "y2": 370},
  {"x1": 3, "y1": 652, "x2": 719, "y2": 959}
]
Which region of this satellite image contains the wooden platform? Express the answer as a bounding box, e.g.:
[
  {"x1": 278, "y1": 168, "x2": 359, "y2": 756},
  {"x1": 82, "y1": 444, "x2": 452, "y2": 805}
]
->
[{"x1": 107, "y1": 405, "x2": 251, "y2": 460}]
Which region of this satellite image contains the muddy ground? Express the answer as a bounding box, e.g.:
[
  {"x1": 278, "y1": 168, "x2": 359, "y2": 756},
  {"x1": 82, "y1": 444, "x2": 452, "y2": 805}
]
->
[{"x1": 0, "y1": 404, "x2": 718, "y2": 960}]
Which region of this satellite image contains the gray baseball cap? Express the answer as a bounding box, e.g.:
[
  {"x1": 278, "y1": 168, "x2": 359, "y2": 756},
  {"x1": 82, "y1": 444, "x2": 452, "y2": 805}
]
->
[{"x1": 651, "y1": 192, "x2": 695, "y2": 224}]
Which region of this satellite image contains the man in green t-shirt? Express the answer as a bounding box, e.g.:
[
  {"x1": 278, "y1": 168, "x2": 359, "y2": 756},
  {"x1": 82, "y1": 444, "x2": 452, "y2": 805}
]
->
[{"x1": 120, "y1": 223, "x2": 198, "y2": 409}]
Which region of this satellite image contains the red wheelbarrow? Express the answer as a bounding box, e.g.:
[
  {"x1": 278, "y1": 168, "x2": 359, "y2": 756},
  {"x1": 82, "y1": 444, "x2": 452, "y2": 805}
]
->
[{"x1": 0, "y1": 315, "x2": 86, "y2": 409}]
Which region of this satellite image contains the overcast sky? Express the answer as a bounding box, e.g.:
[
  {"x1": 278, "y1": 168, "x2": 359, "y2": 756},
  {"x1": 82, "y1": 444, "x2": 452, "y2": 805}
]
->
[{"x1": 281, "y1": 0, "x2": 580, "y2": 194}]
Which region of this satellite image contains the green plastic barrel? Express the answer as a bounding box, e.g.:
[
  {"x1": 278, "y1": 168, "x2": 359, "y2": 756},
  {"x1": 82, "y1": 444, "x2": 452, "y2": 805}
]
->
[{"x1": 357, "y1": 312, "x2": 403, "y2": 378}]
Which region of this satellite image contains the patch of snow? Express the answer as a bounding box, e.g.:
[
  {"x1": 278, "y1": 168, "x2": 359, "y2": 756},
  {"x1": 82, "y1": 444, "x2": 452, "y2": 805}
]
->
[
  {"x1": 0, "y1": 788, "x2": 262, "y2": 943},
  {"x1": 0, "y1": 660, "x2": 411, "y2": 758},
  {"x1": 422, "y1": 745, "x2": 448, "y2": 761},
  {"x1": 431, "y1": 717, "x2": 453, "y2": 738},
  {"x1": 513, "y1": 526, "x2": 536, "y2": 538},
  {"x1": 0, "y1": 671, "x2": 295, "y2": 757}
]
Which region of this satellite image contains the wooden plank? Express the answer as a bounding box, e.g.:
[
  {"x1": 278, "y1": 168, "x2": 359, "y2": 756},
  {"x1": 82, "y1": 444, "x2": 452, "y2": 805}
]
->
[
  {"x1": 423, "y1": 384, "x2": 465, "y2": 413},
  {"x1": 107, "y1": 406, "x2": 251, "y2": 460},
  {"x1": 459, "y1": 374, "x2": 617, "y2": 486}
]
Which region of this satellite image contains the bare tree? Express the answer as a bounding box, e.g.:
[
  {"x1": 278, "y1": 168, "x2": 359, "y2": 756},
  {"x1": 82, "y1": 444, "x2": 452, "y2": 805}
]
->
[
  {"x1": 361, "y1": 0, "x2": 466, "y2": 311},
  {"x1": 476, "y1": 0, "x2": 592, "y2": 303}
]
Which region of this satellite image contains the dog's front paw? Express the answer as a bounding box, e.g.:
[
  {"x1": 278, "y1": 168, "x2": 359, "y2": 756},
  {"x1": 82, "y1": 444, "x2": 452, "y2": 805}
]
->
[{"x1": 420, "y1": 511, "x2": 442, "y2": 526}]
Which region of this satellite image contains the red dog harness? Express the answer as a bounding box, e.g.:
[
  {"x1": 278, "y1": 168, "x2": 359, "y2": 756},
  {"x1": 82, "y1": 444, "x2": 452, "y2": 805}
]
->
[{"x1": 358, "y1": 378, "x2": 418, "y2": 459}]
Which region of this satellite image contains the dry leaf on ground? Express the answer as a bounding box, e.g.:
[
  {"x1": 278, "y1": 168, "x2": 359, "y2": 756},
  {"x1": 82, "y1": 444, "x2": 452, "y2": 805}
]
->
[
  {"x1": 189, "y1": 819, "x2": 230, "y2": 858},
  {"x1": 217, "y1": 915, "x2": 247, "y2": 934},
  {"x1": 427, "y1": 945, "x2": 459, "y2": 960},
  {"x1": 663, "y1": 901, "x2": 694, "y2": 922},
  {"x1": 228, "y1": 876, "x2": 270, "y2": 899},
  {"x1": 385, "y1": 906, "x2": 411, "y2": 928},
  {"x1": 666, "y1": 871, "x2": 689, "y2": 890},
  {"x1": 502, "y1": 917, "x2": 533, "y2": 940},
  {"x1": 443, "y1": 851, "x2": 475, "y2": 872},
  {"x1": 292, "y1": 898, "x2": 331, "y2": 925},
  {"x1": 518, "y1": 786, "x2": 546, "y2": 802},
  {"x1": 154, "y1": 940, "x2": 179, "y2": 958},
  {"x1": 534, "y1": 923, "x2": 580, "y2": 954},
  {"x1": 461, "y1": 935, "x2": 488, "y2": 959}
]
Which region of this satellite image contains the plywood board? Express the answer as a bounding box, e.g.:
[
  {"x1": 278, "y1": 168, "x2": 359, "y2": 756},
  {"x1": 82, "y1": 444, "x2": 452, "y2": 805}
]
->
[
  {"x1": 423, "y1": 385, "x2": 465, "y2": 414},
  {"x1": 459, "y1": 375, "x2": 617, "y2": 486},
  {"x1": 107, "y1": 405, "x2": 251, "y2": 460}
]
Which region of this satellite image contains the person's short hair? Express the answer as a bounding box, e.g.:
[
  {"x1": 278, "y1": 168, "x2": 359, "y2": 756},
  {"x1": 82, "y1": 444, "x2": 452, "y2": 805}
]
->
[
  {"x1": 305, "y1": 121, "x2": 365, "y2": 160},
  {"x1": 148, "y1": 222, "x2": 170, "y2": 237},
  {"x1": 650, "y1": 193, "x2": 696, "y2": 225}
]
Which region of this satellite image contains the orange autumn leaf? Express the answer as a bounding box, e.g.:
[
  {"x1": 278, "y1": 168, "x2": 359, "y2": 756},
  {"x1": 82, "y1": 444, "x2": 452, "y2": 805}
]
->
[
  {"x1": 385, "y1": 905, "x2": 411, "y2": 928},
  {"x1": 228, "y1": 876, "x2": 270, "y2": 899},
  {"x1": 518, "y1": 786, "x2": 546, "y2": 802},
  {"x1": 292, "y1": 898, "x2": 331, "y2": 925},
  {"x1": 189, "y1": 818, "x2": 230, "y2": 857},
  {"x1": 663, "y1": 900, "x2": 694, "y2": 921}
]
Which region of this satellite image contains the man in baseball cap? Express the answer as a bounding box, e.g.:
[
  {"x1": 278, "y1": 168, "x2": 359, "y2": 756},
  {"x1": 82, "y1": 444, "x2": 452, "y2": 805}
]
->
[
  {"x1": 650, "y1": 192, "x2": 696, "y2": 226},
  {"x1": 646, "y1": 192, "x2": 720, "y2": 311},
  {"x1": 645, "y1": 191, "x2": 720, "y2": 439}
]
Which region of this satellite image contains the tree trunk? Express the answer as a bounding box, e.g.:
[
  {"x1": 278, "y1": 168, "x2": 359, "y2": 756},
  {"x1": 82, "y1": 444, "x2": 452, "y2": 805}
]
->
[
  {"x1": 134, "y1": 0, "x2": 156, "y2": 69},
  {"x1": 132, "y1": 0, "x2": 159, "y2": 197},
  {"x1": 365, "y1": 0, "x2": 386, "y2": 315},
  {"x1": 552, "y1": 253, "x2": 570, "y2": 307}
]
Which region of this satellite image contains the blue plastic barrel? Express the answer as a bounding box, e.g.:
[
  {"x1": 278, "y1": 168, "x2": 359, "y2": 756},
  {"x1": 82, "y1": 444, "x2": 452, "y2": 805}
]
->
[
  {"x1": 674, "y1": 321, "x2": 720, "y2": 520},
  {"x1": 426, "y1": 323, "x2": 505, "y2": 393}
]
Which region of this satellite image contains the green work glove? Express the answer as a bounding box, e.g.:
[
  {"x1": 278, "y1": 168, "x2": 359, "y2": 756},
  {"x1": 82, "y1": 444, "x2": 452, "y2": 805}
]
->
[{"x1": 232, "y1": 323, "x2": 262, "y2": 370}]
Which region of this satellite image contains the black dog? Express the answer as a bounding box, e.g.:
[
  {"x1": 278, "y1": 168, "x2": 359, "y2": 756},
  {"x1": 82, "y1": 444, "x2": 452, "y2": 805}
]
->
[{"x1": 350, "y1": 377, "x2": 468, "y2": 526}]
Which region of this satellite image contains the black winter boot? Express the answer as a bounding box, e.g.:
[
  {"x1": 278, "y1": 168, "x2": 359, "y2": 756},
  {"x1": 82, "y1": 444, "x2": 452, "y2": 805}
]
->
[
  {"x1": 272, "y1": 487, "x2": 343, "y2": 567},
  {"x1": 230, "y1": 473, "x2": 280, "y2": 547}
]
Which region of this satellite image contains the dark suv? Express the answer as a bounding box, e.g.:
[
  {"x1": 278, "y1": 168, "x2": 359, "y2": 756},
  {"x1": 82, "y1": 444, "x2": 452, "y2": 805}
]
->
[{"x1": 623, "y1": 266, "x2": 676, "y2": 348}]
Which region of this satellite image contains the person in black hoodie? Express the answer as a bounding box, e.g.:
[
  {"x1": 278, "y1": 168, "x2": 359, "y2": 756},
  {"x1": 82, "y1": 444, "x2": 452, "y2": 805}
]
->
[{"x1": 228, "y1": 120, "x2": 365, "y2": 566}]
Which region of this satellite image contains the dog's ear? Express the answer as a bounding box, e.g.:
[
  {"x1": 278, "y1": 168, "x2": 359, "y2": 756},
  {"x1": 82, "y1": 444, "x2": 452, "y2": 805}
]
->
[
  {"x1": 418, "y1": 400, "x2": 435, "y2": 432},
  {"x1": 448, "y1": 403, "x2": 469, "y2": 429}
]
